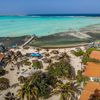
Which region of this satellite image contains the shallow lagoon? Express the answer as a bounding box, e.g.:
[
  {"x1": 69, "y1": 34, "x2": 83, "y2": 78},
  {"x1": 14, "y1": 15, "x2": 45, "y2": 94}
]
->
[{"x1": 0, "y1": 16, "x2": 100, "y2": 37}]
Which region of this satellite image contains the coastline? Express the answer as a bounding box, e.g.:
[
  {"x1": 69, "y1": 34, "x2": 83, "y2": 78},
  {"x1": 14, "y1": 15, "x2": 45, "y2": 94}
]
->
[
  {"x1": 0, "y1": 24, "x2": 100, "y2": 48},
  {"x1": 0, "y1": 35, "x2": 31, "y2": 47},
  {"x1": 0, "y1": 31, "x2": 99, "y2": 48}
]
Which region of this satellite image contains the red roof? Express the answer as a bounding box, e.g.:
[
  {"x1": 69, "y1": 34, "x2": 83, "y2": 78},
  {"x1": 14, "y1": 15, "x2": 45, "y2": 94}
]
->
[
  {"x1": 90, "y1": 51, "x2": 100, "y2": 60},
  {"x1": 84, "y1": 62, "x2": 100, "y2": 77},
  {"x1": 80, "y1": 82, "x2": 100, "y2": 100},
  {"x1": 0, "y1": 53, "x2": 4, "y2": 61}
]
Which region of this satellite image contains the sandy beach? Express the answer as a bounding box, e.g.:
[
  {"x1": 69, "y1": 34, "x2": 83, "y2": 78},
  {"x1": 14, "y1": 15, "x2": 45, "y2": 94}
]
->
[{"x1": 0, "y1": 45, "x2": 86, "y2": 100}]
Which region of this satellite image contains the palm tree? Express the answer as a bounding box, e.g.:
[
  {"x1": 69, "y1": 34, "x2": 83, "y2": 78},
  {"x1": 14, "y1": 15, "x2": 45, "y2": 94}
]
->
[
  {"x1": 6, "y1": 56, "x2": 14, "y2": 66},
  {"x1": 5, "y1": 92, "x2": 17, "y2": 100},
  {"x1": 5, "y1": 51, "x2": 16, "y2": 67},
  {"x1": 16, "y1": 51, "x2": 22, "y2": 58},
  {"x1": 18, "y1": 82, "x2": 39, "y2": 100},
  {"x1": 47, "y1": 59, "x2": 74, "y2": 79},
  {"x1": 18, "y1": 76, "x2": 27, "y2": 83},
  {"x1": 76, "y1": 70, "x2": 89, "y2": 86},
  {"x1": 53, "y1": 82, "x2": 81, "y2": 100},
  {"x1": 15, "y1": 61, "x2": 24, "y2": 70},
  {"x1": 61, "y1": 52, "x2": 70, "y2": 60}
]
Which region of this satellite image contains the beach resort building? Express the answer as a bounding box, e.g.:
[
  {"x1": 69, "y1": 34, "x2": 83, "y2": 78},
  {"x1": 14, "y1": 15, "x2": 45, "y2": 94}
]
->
[
  {"x1": 80, "y1": 50, "x2": 100, "y2": 100},
  {"x1": 90, "y1": 50, "x2": 100, "y2": 60},
  {"x1": 80, "y1": 81, "x2": 100, "y2": 100},
  {"x1": 84, "y1": 51, "x2": 100, "y2": 81},
  {"x1": 84, "y1": 62, "x2": 100, "y2": 81}
]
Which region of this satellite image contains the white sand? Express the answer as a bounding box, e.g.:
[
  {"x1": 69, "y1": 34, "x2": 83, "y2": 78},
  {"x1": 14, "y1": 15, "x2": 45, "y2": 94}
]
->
[{"x1": 0, "y1": 46, "x2": 85, "y2": 100}]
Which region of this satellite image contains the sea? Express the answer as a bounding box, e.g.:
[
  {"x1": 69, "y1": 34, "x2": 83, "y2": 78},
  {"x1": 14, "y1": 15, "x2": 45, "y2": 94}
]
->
[{"x1": 0, "y1": 14, "x2": 100, "y2": 37}]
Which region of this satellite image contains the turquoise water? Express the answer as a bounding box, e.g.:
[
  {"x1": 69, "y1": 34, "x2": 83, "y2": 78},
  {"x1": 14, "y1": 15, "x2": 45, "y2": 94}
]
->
[{"x1": 0, "y1": 16, "x2": 100, "y2": 37}]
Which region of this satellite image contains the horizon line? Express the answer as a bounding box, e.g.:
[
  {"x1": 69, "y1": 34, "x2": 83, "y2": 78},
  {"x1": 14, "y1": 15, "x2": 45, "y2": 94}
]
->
[{"x1": 1, "y1": 13, "x2": 100, "y2": 16}]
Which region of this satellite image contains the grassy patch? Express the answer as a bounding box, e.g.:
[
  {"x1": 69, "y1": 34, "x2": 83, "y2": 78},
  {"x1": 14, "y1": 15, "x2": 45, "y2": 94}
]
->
[{"x1": 32, "y1": 61, "x2": 43, "y2": 69}]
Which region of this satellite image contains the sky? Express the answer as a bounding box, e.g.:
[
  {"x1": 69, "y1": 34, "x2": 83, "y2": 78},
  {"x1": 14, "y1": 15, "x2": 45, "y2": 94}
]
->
[{"x1": 0, "y1": 0, "x2": 100, "y2": 15}]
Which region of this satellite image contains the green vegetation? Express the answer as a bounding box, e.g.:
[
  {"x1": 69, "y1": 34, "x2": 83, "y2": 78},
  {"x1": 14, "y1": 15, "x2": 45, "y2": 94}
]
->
[
  {"x1": 18, "y1": 76, "x2": 27, "y2": 83},
  {"x1": 18, "y1": 71, "x2": 59, "y2": 99},
  {"x1": 18, "y1": 82, "x2": 39, "y2": 100},
  {"x1": 76, "y1": 70, "x2": 89, "y2": 86},
  {"x1": 16, "y1": 51, "x2": 22, "y2": 57},
  {"x1": 18, "y1": 70, "x2": 82, "y2": 100},
  {"x1": 82, "y1": 48, "x2": 99, "y2": 64},
  {"x1": 23, "y1": 59, "x2": 31, "y2": 66},
  {"x1": 72, "y1": 49, "x2": 85, "y2": 57},
  {"x1": 86, "y1": 48, "x2": 97, "y2": 55},
  {"x1": 53, "y1": 81, "x2": 82, "y2": 100},
  {"x1": 0, "y1": 78, "x2": 10, "y2": 90},
  {"x1": 47, "y1": 59, "x2": 74, "y2": 79},
  {"x1": 18, "y1": 57, "x2": 85, "y2": 100},
  {"x1": 0, "y1": 68, "x2": 6, "y2": 76},
  {"x1": 32, "y1": 61, "x2": 43, "y2": 69},
  {"x1": 82, "y1": 54, "x2": 100, "y2": 64},
  {"x1": 5, "y1": 92, "x2": 17, "y2": 100},
  {"x1": 18, "y1": 48, "x2": 98, "y2": 100},
  {"x1": 60, "y1": 52, "x2": 70, "y2": 62},
  {"x1": 89, "y1": 58, "x2": 100, "y2": 63},
  {"x1": 82, "y1": 54, "x2": 90, "y2": 64}
]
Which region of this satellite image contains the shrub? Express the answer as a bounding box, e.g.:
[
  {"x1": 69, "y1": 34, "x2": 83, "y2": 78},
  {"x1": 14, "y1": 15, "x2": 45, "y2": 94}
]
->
[
  {"x1": 23, "y1": 60, "x2": 31, "y2": 66},
  {"x1": 72, "y1": 49, "x2": 85, "y2": 57},
  {"x1": 32, "y1": 61, "x2": 43, "y2": 69},
  {"x1": 82, "y1": 48, "x2": 98, "y2": 64},
  {"x1": 76, "y1": 70, "x2": 89, "y2": 86},
  {"x1": 89, "y1": 58, "x2": 100, "y2": 63},
  {"x1": 82, "y1": 54, "x2": 90, "y2": 64},
  {"x1": 0, "y1": 78, "x2": 10, "y2": 90},
  {"x1": 18, "y1": 76, "x2": 27, "y2": 83},
  {"x1": 86, "y1": 48, "x2": 97, "y2": 55},
  {"x1": 0, "y1": 68, "x2": 6, "y2": 76},
  {"x1": 82, "y1": 55, "x2": 100, "y2": 65}
]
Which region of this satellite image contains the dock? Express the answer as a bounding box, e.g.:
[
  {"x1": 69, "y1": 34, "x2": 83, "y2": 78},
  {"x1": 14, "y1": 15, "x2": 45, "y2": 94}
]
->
[{"x1": 22, "y1": 35, "x2": 36, "y2": 47}]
